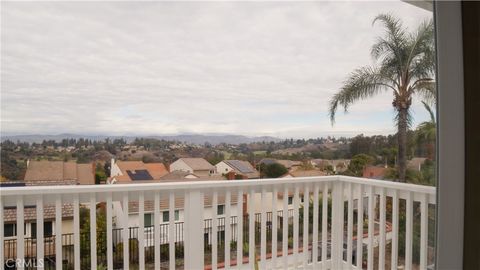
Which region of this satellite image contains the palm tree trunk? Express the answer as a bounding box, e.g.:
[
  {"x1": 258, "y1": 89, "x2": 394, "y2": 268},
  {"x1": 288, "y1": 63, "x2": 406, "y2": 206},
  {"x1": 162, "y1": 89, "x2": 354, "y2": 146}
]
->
[{"x1": 397, "y1": 108, "x2": 408, "y2": 182}]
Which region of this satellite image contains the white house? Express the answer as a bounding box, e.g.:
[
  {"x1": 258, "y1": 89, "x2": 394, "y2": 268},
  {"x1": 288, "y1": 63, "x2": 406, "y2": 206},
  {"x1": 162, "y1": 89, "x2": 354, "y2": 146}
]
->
[
  {"x1": 169, "y1": 158, "x2": 215, "y2": 176},
  {"x1": 111, "y1": 191, "x2": 240, "y2": 245},
  {"x1": 215, "y1": 160, "x2": 260, "y2": 179}
]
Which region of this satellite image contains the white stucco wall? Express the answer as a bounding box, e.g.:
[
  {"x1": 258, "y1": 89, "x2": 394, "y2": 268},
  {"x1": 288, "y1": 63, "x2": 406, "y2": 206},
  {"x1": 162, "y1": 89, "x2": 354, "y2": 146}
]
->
[
  {"x1": 110, "y1": 159, "x2": 123, "y2": 177},
  {"x1": 215, "y1": 161, "x2": 233, "y2": 175},
  {"x1": 251, "y1": 192, "x2": 293, "y2": 214},
  {"x1": 169, "y1": 159, "x2": 193, "y2": 173}
]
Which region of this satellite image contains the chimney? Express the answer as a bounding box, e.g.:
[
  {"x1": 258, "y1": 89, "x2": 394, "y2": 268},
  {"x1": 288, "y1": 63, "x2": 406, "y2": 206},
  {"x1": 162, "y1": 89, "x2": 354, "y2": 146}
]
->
[{"x1": 26, "y1": 159, "x2": 30, "y2": 168}]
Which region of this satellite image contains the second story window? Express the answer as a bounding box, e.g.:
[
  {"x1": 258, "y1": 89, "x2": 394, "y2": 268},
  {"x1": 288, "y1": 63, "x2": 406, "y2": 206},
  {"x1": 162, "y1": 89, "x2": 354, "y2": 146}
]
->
[
  {"x1": 217, "y1": 205, "x2": 225, "y2": 215},
  {"x1": 31, "y1": 221, "x2": 53, "y2": 238},
  {"x1": 163, "y1": 210, "x2": 180, "y2": 222},
  {"x1": 4, "y1": 224, "x2": 16, "y2": 237},
  {"x1": 288, "y1": 196, "x2": 293, "y2": 205},
  {"x1": 144, "y1": 213, "x2": 153, "y2": 227}
]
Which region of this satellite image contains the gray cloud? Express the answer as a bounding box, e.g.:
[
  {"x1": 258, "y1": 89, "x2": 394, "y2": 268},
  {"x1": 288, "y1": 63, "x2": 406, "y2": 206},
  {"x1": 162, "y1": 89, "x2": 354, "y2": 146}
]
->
[{"x1": 1, "y1": 1, "x2": 432, "y2": 138}]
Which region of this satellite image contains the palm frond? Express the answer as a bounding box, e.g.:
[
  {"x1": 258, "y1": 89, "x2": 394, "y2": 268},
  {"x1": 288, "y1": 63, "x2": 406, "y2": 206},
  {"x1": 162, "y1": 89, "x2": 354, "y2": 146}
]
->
[
  {"x1": 413, "y1": 80, "x2": 436, "y2": 105},
  {"x1": 372, "y1": 14, "x2": 407, "y2": 68},
  {"x1": 421, "y1": 101, "x2": 436, "y2": 124},
  {"x1": 406, "y1": 19, "x2": 435, "y2": 81},
  {"x1": 329, "y1": 66, "x2": 395, "y2": 124}
]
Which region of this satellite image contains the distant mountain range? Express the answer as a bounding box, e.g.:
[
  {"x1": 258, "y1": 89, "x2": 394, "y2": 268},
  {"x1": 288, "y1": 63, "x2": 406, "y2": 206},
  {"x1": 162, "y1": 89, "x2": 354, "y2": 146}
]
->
[{"x1": 0, "y1": 133, "x2": 282, "y2": 145}]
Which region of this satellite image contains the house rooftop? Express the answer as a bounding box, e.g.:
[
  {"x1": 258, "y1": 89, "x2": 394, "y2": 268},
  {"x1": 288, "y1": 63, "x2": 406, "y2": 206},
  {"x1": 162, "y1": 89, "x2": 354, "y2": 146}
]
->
[
  {"x1": 177, "y1": 158, "x2": 214, "y2": 171},
  {"x1": 24, "y1": 160, "x2": 95, "y2": 185}
]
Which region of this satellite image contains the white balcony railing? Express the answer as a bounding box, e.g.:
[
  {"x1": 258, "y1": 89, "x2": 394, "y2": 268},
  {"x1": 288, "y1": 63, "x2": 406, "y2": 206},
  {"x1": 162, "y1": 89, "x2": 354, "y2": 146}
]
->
[{"x1": 0, "y1": 176, "x2": 436, "y2": 270}]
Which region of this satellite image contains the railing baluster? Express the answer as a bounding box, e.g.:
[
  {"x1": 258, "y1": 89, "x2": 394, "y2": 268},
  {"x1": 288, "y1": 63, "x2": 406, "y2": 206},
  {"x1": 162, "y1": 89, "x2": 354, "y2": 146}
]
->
[
  {"x1": 89, "y1": 193, "x2": 96, "y2": 269},
  {"x1": 391, "y1": 190, "x2": 398, "y2": 270},
  {"x1": 36, "y1": 195, "x2": 44, "y2": 270},
  {"x1": 0, "y1": 197, "x2": 4, "y2": 270},
  {"x1": 138, "y1": 192, "x2": 145, "y2": 270},
  {"x1": 212, "y1": 190, "x2": 218, "y2": 270},
  {"x1": 123, "y1": 192, "x2": 129, "y2": 270},
  {"x1": 169, "y1": 193, "x2": 175, "y2": 270},
  {"x1": 420, "y1": 193, "x2": 428, "y2": 270},
  {"x1": 356, "y1": 184, "x2": 364, "y2": 269},
  {"x1": 293, "y1": 185, "x2": 300, "y2": 267},
  {"x1": 272, "y1": 186, "x2": 278, "y2": 269},
  {"x1": 331, "y1": 181, "x2": 343, "y2": 269},
  {"x1": 225, "y1": 190, "x2": 231, "y2": 270},
  {"x1": 379, "y1": 188, "x2": 386, "y2": 269},
  {"x1": 55, "y1": 196, "x2": 62, "y2": 270},
  {"x1": 237, "y1": 189, "x2": 243, "y2": 268},
  {"x1": 260, "y1": 188, "x2": 267, "y2": 266},
  {"x1": 154, "y1": 192, "x2": 161, "y2": 270},
  {"x1": 367, "y1": 186, "x2": 374, "y2": 270},
  {"x1": 312, "y1": 183, "x2": 319, "y2": 269},
  {"x1": 106, "y1": 192, "x2": 113, "y2": 270},
  {"x1": 303, "y1": 184, "x2": 309, "y2": 269},
  {"x1": 321, "y1": 183, "x2": 328, "y2": 268},
  {"x1": 17, "y1": 196, "x2": 25, "y2": 270},
  {"x1": 405, "y1": 192, "x2": 413, "y2": 270},
  {"x1": 248, "y1": 189, "x2": 255, "y2": 269},
  {"x1": 282, "y1": 185, "x2": 289, "y2": 269},
  {"x1": 73, "y1": 194, "x2": 80, "y2": 270},
  {"x1": 347, "y1": 183, "x2": 353, "y2": 267}
]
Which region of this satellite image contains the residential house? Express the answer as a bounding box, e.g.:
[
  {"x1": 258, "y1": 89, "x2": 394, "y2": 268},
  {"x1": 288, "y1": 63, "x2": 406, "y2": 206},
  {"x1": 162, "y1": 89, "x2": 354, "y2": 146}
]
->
[
  {"x1": 310, "y1": 159, "x2": 350, "y2": 173},
  {"x1": 407, "y1": 157, "x2": 428, "y2": 171},
  {"x1": 259, "y1": 158, "x2": 302, "y2": 171},
  {"x1": 215, "y1": 160, "x2": 260, "y2": 179},
  {"x1": 109, "y1": 159, "x2": 169, "y2": 184},
  {"x1": 111, "y1": 177, "x2": 238, "y2": 246},
  {"x1": 3, "y1": 161, "x2": 91, "y2": 260},
  {"x1": 281, "y1": 169, "x2": 328, "y2": 178},
  {"x1": 24, "y1": 160, "x2": 95, "y2": 185},
  {"x1": 169, "y1": 158, "x2": 215, "y2": 176},
  {"x1": 363, "y1": 165, "x2": 388, "y2": 179}
]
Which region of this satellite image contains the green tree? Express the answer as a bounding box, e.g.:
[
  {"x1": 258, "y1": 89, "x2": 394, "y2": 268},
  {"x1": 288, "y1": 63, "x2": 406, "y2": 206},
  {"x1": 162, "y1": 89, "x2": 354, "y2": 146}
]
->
[
  {"x1": 329, "y1": 14, "x2": 435, "y2": 182},
  {"x1": 346, "y1": 154, "x2": 375, "y2": 177},
  {"x1": 80, "y1": 206, "x2": 107, "y2": 268},
  {"x1": 95, "y1": 163, "x2": 107, "y2": 184},
  {"x1": 259, "y1": 163, "x2": 288, "y2": 178}
]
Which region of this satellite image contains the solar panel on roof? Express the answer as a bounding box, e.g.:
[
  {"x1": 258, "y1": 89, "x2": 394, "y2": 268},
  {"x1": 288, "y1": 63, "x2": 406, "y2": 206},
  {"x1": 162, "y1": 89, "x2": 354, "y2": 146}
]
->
[
  {"x1": 126, "y1": 170, "x2": 154, "y2": 181},
  {"x1": 227, "y1": 160, "x2": 255, "y2": 174}
]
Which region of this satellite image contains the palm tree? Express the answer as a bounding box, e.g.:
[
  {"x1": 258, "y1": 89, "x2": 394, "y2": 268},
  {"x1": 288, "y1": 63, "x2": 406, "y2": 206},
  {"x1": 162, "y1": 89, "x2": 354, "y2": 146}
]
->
[
  {"x1": 416, "y1": 101, "x2": 436, "y2": 159},
  {"x1": 328, "y1": 14, "x2": 435, "y2": 182}
]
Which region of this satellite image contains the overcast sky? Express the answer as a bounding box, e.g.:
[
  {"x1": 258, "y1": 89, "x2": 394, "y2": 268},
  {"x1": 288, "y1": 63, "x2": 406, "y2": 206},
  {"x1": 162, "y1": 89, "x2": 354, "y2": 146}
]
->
[{"x1": 1, "y1": 1, "x2": 433, "y2": 139}]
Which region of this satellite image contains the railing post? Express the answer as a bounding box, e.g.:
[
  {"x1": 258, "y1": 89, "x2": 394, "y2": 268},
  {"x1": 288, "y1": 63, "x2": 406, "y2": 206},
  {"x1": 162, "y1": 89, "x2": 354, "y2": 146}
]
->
[
  {"x1": 184, "y1": 189, "x2": 204, "y2": 269},
  {"x1": 331, "y1": 180, "x2": 344, "y2": 269}
]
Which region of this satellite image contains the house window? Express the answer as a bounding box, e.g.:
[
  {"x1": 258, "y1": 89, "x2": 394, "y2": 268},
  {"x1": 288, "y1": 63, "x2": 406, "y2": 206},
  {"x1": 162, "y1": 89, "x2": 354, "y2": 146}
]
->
[
  {"x1": 44, "y1": 222, "x2": 53, "y2": 236},
  {"x1": 31, "y1": 221, "x2": 53, "y2": 238},
  {"x1": 4, "y1": 224, "x2": 15, "y2": 237},
  {"x1": 217, "y1": 205, "x2": 225, "y2": 215},
  {"x1": 144, "y1": 213, "x2": 153, "y2": 227},
  {"x1": 163, "y1": 210, "x2": 180, "y2": 222},
  {"x1": 288, "y1": 196, "x2": 293, "y2": 205}
]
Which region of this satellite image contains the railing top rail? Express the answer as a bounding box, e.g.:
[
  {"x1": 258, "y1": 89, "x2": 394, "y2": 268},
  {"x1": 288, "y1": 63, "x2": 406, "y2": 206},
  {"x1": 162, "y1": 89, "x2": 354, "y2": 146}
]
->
[
  {"x1": 0, "y1": 175, "x2": 435, "y2": 197},
  {"x1": 339, "y1": 176, "x2": 436, "y2": 195},
  {"x1": 0, "y1": 176, "x2": 337, "y2": 196}
]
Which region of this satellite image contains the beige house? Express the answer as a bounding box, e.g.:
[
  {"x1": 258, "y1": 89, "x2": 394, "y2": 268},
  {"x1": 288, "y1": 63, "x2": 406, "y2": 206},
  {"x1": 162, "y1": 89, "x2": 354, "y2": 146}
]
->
[
  {"x1": 169, "y1": 158, "x2": 215, "y2": 176},
  {"x1": 24, "y1": 160, "x2": 95, "y2": 185}
]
